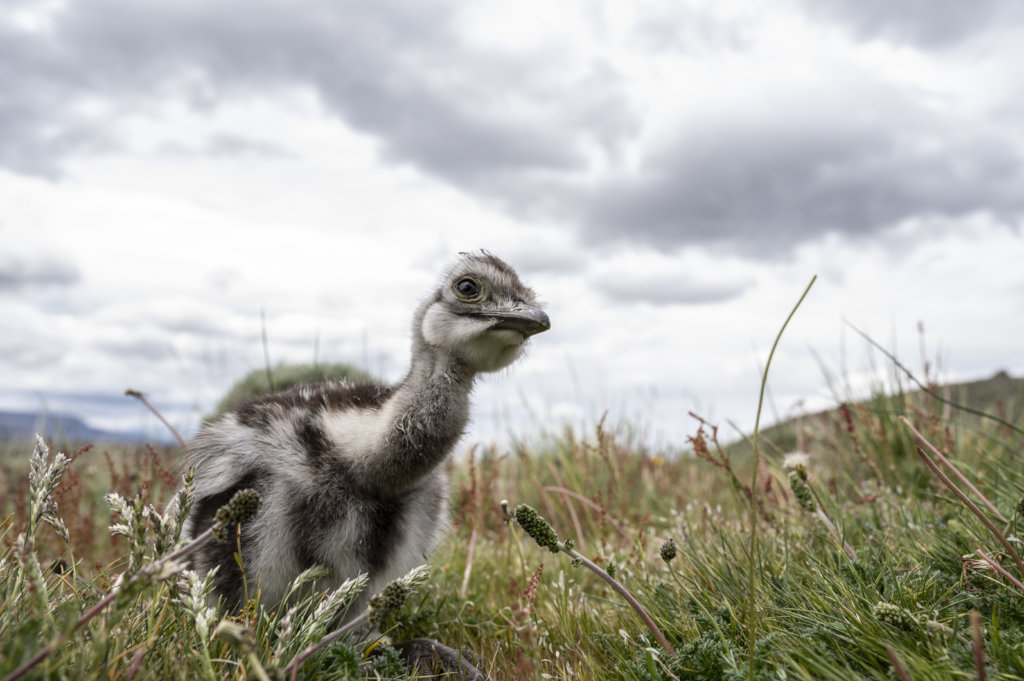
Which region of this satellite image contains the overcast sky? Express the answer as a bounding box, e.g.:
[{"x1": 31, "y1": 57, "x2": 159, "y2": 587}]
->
[{"x1": 2, "y1": 0, "x2": 1023, "y2": 449}]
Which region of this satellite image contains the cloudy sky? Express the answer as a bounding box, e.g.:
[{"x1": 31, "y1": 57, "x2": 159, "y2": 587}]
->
[{"x1": 2, "y1": 0, "x2": 1023, "y2": 449}]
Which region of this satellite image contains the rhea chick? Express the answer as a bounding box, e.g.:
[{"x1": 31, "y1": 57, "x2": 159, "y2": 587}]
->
[{"x1": 183, "y1": 252, "x2": 549, "y2": 679}]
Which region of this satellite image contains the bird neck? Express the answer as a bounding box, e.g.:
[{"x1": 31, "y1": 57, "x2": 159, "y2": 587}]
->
[
  {"x1": 395, "y1": 338, "x2": 476, "y2": 436},
  {"x1": 363, "y1": 338, "x2": 474, "y2": 493}
]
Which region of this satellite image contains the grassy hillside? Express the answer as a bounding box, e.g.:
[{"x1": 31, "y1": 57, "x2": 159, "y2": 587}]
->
[{"x1": 3, "y1": 366, "x2": 1024, "y2": 680}]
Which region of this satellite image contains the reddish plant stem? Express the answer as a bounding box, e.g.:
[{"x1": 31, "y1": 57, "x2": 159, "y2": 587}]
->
[
  {"x1": 542, "y1": 486, "x2": 629, "y2": 540},
  {"x1": 975, "y1": 550, "x2": 1024, "y2": 594},
  {"x1": 459, "y1": 528, "x2": 478, "y2": 600},
  {"x1": 971, "y1": 610, "x2": 986, "y2": 681},
  {"x1": 886, "y1": 647, "x2": 912, "y2": 681},
  {"x1": 125, "y1": 388, "x2": 188, "y2": 450},
  {"x1": 901, "y1": 417, "x2": 1024, "y2": 578}
]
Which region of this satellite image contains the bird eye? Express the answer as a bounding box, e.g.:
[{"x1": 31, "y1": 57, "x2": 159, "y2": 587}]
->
[{"x1": 454, "y1": 278, "x2": 481, "y2": 300}]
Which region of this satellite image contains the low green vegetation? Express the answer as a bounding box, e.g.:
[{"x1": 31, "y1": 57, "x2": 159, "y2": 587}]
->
[
  {"x1": 212, "y1": 362, "x2": 377, "y2": 417},
  {"x1": 3, "y1": 364, "x2": 1024, "y2": 680}
]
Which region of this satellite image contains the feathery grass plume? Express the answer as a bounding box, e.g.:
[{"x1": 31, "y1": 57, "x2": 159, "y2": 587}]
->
[
  {"x1": 283, "y1": 565, "x2": 428, "y2": 679},
  {"x1": 271, "y1": 564, "x2": 337, "y2": 660},
  {"x1": 12, "y1": 533, "x2": 50, "y2": 628},
  {"x1": 26, "y1": 435, "x2": 71, "y2": 545},
  {"x1": 105, "y1": 492, "x2": 148, "y2": 572},
  {"x1": 177, "y1": 569, "x2": 219, "y2": 681},
  {"x1": 152, "y1": 467, "x2": 194, "y2": 556},
  {"x1": 2, "y1": 486, "x2": 261, "y2": 681},
  {"x1": 291, "y1": 573, "x2": 369, "y2": 649},
  {"x1": 13, "y1": 436, "x2": 72, "y2": 628}
]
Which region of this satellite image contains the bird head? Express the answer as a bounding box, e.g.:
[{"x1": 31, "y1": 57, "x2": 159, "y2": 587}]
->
[{"x1": 419, "y1": 252, "x2": 550, "y2": 373}]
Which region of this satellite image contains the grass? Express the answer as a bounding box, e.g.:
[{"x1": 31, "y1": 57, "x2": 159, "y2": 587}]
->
[{"x1": 3, "y1": 359, "x2": 1024, "y2": 680}]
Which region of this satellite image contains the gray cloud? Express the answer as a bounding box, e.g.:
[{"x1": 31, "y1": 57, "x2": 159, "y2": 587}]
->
[
  {"x1": 798, "y1": 0, "x2": 1024, "y2": 48},
  {"x1": 577, "y1": 75, "x2": 1024, "y2": 256},
  {"x1": 0, "y1": 334, "x2": 63, "y2": 368},
  {"x1": 2, "y1": 0, "x2": 633, "y2": 185},
  {"x1": 594, "y1": 272, "x2": 750, "y2": 306},
  {"x1": 93, "y1": 335, "x2": 171, "y2": 362},
  {"x1": 3, "y1": 0, "x2": 1023, "y2": 260},
  {"x1": 0, "y1": 252, "x2": 81, "y2": 290}
]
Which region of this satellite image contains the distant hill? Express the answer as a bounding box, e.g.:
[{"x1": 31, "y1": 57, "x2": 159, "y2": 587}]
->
[
  {"x1": 0, "y1": 411, "x2": 162, "y2": 445},
  {"x1": 727, "y1": 369, "x2": 1024, "y2": 458}
]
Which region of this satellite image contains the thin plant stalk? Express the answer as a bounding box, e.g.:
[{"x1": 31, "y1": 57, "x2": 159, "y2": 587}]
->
[
  {"x1": 747, "y1": 274, "x2": 816, "y2": 681},
  {"x1": 975, "y1": 550, "x2": 1024, "y2": 594},
  {"x1": 563, "y1": 546, "x2": 677, "y2": 656},
  {"x1": 541, "y1": 486, "x2": 630, "y2": 539},
  {"x1": 125, "y1": 388, "x2": 188, "y2": 449},
  {"x1": 914, "y1": 430, "x2": 1007, "y2": 523},
  {"x1": 971, "y1": 610, "x2": 986, "y2": 681},
  {"x1": 459, "y1": 528, "x2": 478, "y2": 600},
  {"x1": 543, "y1": 474, "x2": 586, "y2": 550},
  {"x1": 849, "y1": 323, "x2": 1024, "y2": 438},
  {"x1": 512, "y1": 504, "x2": 676, "y2": 656},
  {"x1": 886, "y1": 646, "x2": 913, "y2": 681},
  {"x1": 901, "y1": 416, "x2": 1024, "y2": 578},
  {"x1": 812, "y1": 507, "x2": 857, "y2": 561}
]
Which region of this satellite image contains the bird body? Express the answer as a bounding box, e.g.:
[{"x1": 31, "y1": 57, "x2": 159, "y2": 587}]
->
[{"x1": 182, "y1": 253, "x2": 548, "y2": 675}]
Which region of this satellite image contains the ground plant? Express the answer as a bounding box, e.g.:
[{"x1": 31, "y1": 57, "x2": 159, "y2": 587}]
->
[{"x1": 3, "y1": 349, "x2": 1024, "y2": 680}]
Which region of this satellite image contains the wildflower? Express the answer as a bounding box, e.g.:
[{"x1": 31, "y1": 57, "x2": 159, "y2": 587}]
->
[
  {"x1": 513, "y1": 504, "x2": 561, "y2": 553},
  {"x1": 660, "y1": 538, "x2": 678, "y2": 563},
  {"x1": 782, "y1": 451, "x2": 810, "y2": 478}
]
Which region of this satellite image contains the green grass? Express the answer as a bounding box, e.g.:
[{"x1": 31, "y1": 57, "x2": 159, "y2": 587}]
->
[{"x1": 3, "y1": 368, "x2": 1024, "y2": 680}]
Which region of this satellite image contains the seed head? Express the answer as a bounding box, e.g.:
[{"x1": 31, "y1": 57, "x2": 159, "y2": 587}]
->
[
  {"x1": 368, "y1": 565, "x2": 429, "y2": 628},
  {"x1": 212, "y1": 489, "x2": 260, "y2": 543},
  {"x1": 660, "y1": 538, "x2": 678, "y2": 563},
  {"x1": 872, "y1": 602, "x2": 919, "y2": 632},
  {"x1": 788, "y1": 471, "x2": 816, "y2": 512},
  {"x1": 513, "y1": 504, "x2": 561, "y2": 553}
]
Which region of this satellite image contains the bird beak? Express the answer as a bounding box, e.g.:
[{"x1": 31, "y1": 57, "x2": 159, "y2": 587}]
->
[{"x1": 470, "y1": 303, "x2": 550, "y2": 337}]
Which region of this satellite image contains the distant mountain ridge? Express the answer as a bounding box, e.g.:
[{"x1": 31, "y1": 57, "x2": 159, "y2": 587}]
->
[{"x1": 0, "y1": 411, "x2": 164, "y2": 444}]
